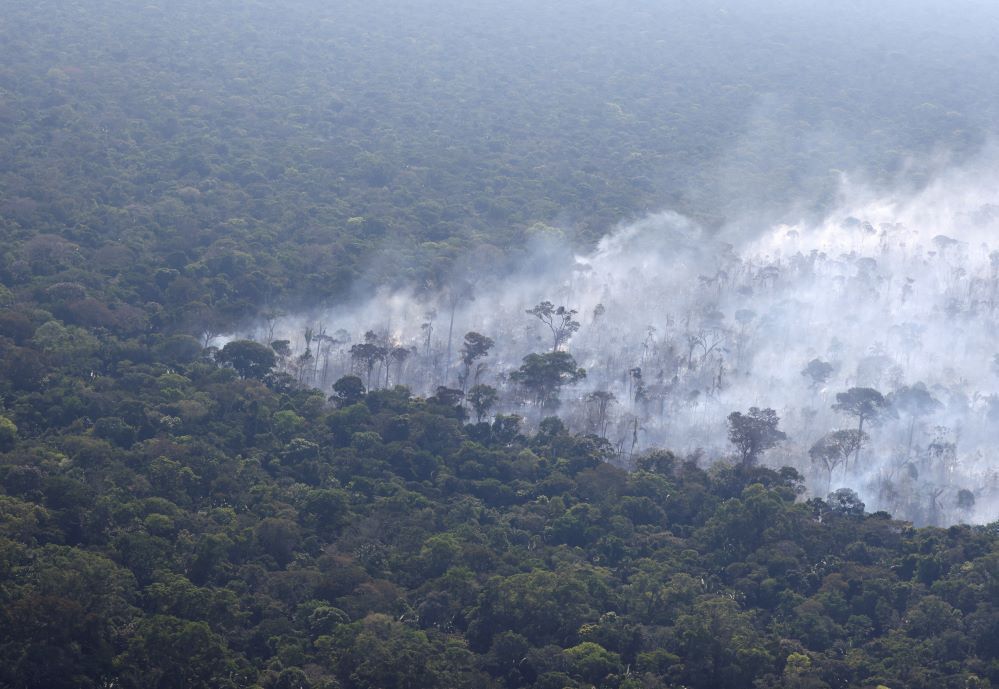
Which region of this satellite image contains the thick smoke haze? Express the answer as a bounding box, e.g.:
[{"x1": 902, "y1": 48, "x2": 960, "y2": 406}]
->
[{"x1": 245, "y1": 154, "x2": 999, "y2": 526}]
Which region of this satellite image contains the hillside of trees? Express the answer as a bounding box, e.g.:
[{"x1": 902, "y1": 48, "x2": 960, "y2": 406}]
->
[
  {"x1": 0, "y1": 343, "x2": 997, "y2": 688},
  {"x1": 2, "y1": 0, "x2": 999, "y2": 687}
]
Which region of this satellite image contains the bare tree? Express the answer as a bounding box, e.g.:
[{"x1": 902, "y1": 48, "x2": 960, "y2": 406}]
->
[
  {"x1": 832, "y1": 387, "x2": 893, "y2": 467},
  {"x1": 526, "y1": 301, "x2": 581, "y2": 352},
  {"x1": 350, "y1": 333, "x2": 387, "y2": 389},
  {"x1": 810, "y1": 429, "x2": 868, "y2": 492},
  {"x1": 389, "y1": 346, "x2": 414, "y2": 388},
  {"x1": 421, "y1": 310, "x2": 436, "y2": 358},
  {"x1": 584, "y1": 390, "x2": 616, "y2": 437},
  {"x1": 443, "y1": 280, "x2": 474, "y2": 380},
  {"x1": 888, "y1": 383, "x2": 941, "y2": 459}
]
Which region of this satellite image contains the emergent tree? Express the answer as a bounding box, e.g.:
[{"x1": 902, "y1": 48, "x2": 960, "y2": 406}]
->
[{"x1": 727, "y1": 407, "x2": 787, "y2": 468}]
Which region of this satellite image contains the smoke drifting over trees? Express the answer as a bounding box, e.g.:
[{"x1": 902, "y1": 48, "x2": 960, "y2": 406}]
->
[
  {"x1": 240, "y1": 155, "x2": 999, "y2": 527},
  {"x1": 7, "y1": 0, "x2": 999, "y2": 685}
]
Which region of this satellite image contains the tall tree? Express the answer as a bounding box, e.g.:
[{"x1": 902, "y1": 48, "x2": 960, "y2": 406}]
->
[
  {"x1": 350, "y1": 332, "x2": 387, "y2": 389},
  {"x1": 510, "y1": 351, "x2": 586, "y2": 409},
  {"x1": 458, "y1": 331, "x2": 494, "y2": 392},
  {"x1": 726, "y1": 407, "x2": 787, "y2": 468},
  {"x1": 331, "y1": 375, "x2": 366, "y2": 408},
  {"x1": 443, "y1": 280, "x2": 474, "y2": 381},
  {"x1": 584, "y1": 390, "x2": 616, "y2": 437},
  {"x1": 389, "y1": 345, "x2": 414, "y2": 388},
  {"x1": 801, "y1": 358, "x2": 835, "y2": 390},
  {"x1": 832, "y1": 387, "x2": 892, "y2": 466},
  {"x1": 467, "y1": 384, "x2": 499, "y2": 423},
  {"x1": 888, "y1": 383, "x2": 941, "y2": 458},
  {"x1": 809, "y1": 429, "x2": 868, "y2": 491},
  {"x1": 215, "y1": 340, "x2": 276, "y2": 380},
  {"x1": 526, "y1": 301, "x2": 581, "y2": 352}
]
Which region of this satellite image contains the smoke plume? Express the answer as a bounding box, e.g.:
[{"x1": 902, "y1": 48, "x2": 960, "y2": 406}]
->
[{"x1": 250, "y1": 153, "x2": 999, "y2": 526}]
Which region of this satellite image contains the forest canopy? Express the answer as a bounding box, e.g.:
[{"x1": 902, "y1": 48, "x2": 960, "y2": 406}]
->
[{"x1": 1, "y1": 0, "x2": 998, "y2": 688}]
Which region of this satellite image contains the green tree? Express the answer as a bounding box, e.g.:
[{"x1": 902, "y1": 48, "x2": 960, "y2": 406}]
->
[
  {"x1": 215, "y1": 339, "x2": 276, "y2": 379},
  {"x1": 468, "y1": 568, "x2": 604, "y2": 649},
  {"x1": 510, "y1": 351, "x2": 586, "y2": 409},
  {"x1": 327, "y1": 614, "x2": 439, "y2": 689},
  {"x1": 115, "y1": 616, "x2": 240, "y2": 689},
  {"x1": 0, "y1": 415, "x2": 17, "y2": 451},
  {"x1": 672, "y1": 596, "x2": 774, "y2": 689},
  {"x1": 255, "y1": 517, "x2": 301, "y2": 567},
  {"x1": 332, "y1": 374, "x2": 366, "y2": 407},
  {"x1": 0, "y1": 546, "x2": 138, "y2": 689},
  {"x1": 468, "y1": 383, "x2": 499, "y2": 422},
  {"x1": 32, "y1": 320, "x2": 101, "y2": 368},
  {"x1": 564, "y1": 642, "x2": 622, "y2": 685},
  {"x1": 726, "y1": 407, "x2": 787, "y2": 468},
  {"x1": 459, "y1": 331, "x2": 494, "y2": 392}
]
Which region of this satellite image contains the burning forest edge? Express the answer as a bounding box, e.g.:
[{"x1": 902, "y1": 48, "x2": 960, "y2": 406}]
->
[{"x1": 215, "y1": 162, "x2": 999, "y2": 526}]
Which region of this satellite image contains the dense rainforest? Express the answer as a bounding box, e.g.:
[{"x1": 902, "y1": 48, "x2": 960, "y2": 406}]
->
[
  {"x1": 1, "y1": 0, "x2": 999, "y2": 688},
  {"x1": 1, "y1": 353, "x2": 998, "y2": 689}
]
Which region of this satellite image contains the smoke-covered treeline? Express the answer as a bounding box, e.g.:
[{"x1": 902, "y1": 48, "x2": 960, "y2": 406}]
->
[{"x1": 249, "y1": 157, "x2": 999, "y2": 526}]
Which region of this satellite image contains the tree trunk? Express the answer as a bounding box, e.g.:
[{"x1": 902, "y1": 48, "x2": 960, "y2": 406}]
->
[
  {"x1": 854, "y1": 415, "x2": 865, "y2": 468},
  {"x1": 445, "y1": 300, "x2": 456, "y2": 383}
]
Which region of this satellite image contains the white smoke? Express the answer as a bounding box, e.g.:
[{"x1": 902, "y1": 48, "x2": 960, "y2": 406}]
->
[{"x1": 251, "y1": 154, "x2": 999, "y2": 526}]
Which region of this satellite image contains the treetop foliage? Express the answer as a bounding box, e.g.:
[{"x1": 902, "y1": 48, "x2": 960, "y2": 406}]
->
[
  {"x1": 1, "y1": 0, "x2": 998, "y2": 686},
  {"x1": 0, "y1": 350, "x2": 995, "y2": 688}
]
